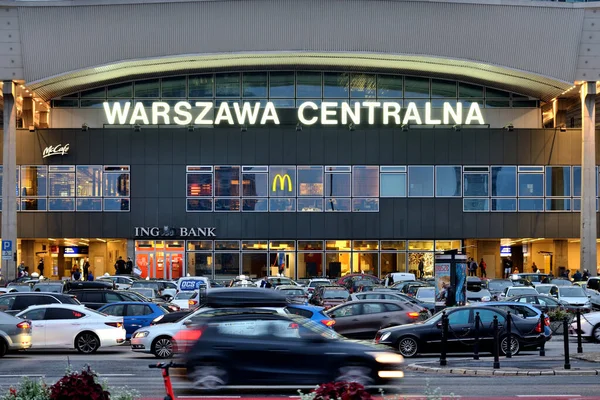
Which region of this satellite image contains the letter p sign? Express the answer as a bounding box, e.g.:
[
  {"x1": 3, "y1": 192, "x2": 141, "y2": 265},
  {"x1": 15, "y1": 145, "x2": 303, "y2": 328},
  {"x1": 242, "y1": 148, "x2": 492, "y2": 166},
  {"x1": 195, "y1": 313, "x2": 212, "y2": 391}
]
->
[{"x1": 2, "y1": 240, "x2": 12, "y2": 260}]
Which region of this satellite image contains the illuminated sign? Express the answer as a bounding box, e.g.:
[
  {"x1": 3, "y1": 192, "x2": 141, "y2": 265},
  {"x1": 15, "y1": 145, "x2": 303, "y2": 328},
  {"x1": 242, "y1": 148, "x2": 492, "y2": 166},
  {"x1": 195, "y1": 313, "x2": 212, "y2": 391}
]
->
[
  {"x1": 103, "y1": 101, "x2": 485, "y2": 126},
  {"x1": 43, "y1": 144, "x2": 69, "y2": 158},
  {"x1": 272, "y1": 174, "x2": 293, "y2": 192},
  {"x1": 134, "y1": 226, "x2": 216, "y2": 238}
]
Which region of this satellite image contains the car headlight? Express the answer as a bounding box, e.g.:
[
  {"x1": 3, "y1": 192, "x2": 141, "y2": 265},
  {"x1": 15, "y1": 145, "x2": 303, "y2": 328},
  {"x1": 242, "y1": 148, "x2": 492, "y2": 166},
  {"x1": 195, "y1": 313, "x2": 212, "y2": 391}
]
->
[
  {"x1": 379, "y1": 332, "x2": 391, "y2": 342},
  {"x1": 133, "y1": 331, "x2": 149, "y2": 338},
  {"x1": 481, "y1": 296, "x2": 491, "y2": 302},
  {"x1": 367, "y1": 351, "x2": 404, "y2": 364}
]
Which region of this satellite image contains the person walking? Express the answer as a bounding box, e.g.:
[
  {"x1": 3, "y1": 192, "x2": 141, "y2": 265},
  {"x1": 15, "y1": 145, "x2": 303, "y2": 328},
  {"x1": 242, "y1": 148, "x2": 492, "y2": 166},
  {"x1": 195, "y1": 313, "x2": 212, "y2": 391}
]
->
[
  {"x1": 37, "y1": 259, "x2": 44, "y2": 276},
  {"x1": 86, "y1": 268, "x2": 94, "y2": 281},
  {"x1": 125, "y1": 257, "x2": 134, "y2": 275},
  {"x1": 583, "y1": 269, "x2": 591, "y2": 280},
  {"x1": 83, "y1": 258, "x2": 90, "y2": 278},
  {"x1": 470, "y1": 258, "x2": 478, "y2": 277},
  {"x1": 72, "y1": 268, "x2": 81, "y2": 281},
  {"x1": 114, "y1": 256, "x2": 126, "y2": 275},
  {"x1": 418, "y1": 259, "x2": 424, "y2": 279},
  {"x1": 479, "y1": 258, "x2": 487, "y2": 278}
]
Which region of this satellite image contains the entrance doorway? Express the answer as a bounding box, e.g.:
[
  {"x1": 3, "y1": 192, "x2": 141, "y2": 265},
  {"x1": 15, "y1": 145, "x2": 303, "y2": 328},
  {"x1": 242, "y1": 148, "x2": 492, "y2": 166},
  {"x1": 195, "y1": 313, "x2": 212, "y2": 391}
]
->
[{"x1": 135, "y1": 241, "x2": 184, "y2": 280}]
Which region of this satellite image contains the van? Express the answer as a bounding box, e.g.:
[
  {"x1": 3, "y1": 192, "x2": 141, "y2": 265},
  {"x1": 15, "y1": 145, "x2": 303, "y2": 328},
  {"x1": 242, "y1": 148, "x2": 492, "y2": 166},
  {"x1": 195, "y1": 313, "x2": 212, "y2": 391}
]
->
[
  {"x1": 383, "y1": 272, "x2": 416, "y2": 287},
  {"x1": 176, "y1": 276, "x2": 211, "y2": 293}
]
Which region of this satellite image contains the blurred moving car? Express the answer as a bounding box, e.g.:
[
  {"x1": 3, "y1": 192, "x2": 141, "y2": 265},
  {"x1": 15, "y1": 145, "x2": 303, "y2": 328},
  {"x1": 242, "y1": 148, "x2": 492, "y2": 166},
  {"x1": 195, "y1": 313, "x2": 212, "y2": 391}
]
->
[
  {"x1": 275, "y1": 285, "x2": 308, "y2": 304},
  {"x1": 415, "y1": 287, "x2": 436, "y2": 303},
  {"x1": 120, "y1": 290, "x2": 180, "y2": 312},
  {"x1": 0, "y1": 292, "x2": 80, "y2": 315},
  {"x1": 5, "y1": 283, "x2": 33, "y2": 293},
  {"x1": 151, "y1": 310, "x2": 193, "y2": 325},
  {"x1": 499, "y1": 286, "x2": 538, "y2": 300},
  {"x1": 326, "y1": 300, "x2": 423, "y2": 339},
  {"x1": 99, "y1": 302, "x2": 169, "y2": 339},
  {"x1": 16, "y1": 304, "x2": 125, "y2": 353},
  {"x1": 556, "y1": 286, "x2": 592, "y2": 312},
  {"x1": 131, "y1": 280, "x2": 176, "y2": 300},
  {"x1": 68, "y1": 289, "x2": 144, "y2": 310},
  {"x1": 402, "y1": 282, "x2": 432, "y2": 297},
  {"x1": 0, "y1": 311, "x2": 31, "y2": 357},
  {"x1": 487, "y1": 279, "x2": 515, "y2": 301},
  {"x1": 285, "y1": 304, "x2": 335, "y2": 328},
  {"x1": 375, "y1": 306, "x2": 546, "y2": 358},
  {"x1": 309, "y1": 286, "x2": 350, "y2": 308},
  {"x1": 569, "y1": 311, "x2": 600, "y2": 342},
  {"x1": 175, "y1": 311, "x2": 403, "y2": 389},
  {"x1": 171, "y1": 291, "x2": 201, "y2": 310}
]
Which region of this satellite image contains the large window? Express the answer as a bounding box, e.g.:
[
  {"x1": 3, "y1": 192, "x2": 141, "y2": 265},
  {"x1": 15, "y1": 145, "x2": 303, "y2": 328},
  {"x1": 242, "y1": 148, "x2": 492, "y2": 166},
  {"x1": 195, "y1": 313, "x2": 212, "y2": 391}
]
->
[
  {"x1": 380, "y1": 166, "x2": 406, "y2": 197},
  {"x1": 298, "y1": 166, "x2": 323, "y2": 197},
  {"x1": 435, "y1": 166, "x2": 461, "y2": 197},
  {"x1": 408, "y1": 166, "x2": 434, "y2": 197},
  {"x1": 21, "y1": 166, "x2": 47, "y2": 197},
  {"x1": 463, "y1": 167, "x2": 489, "y2": 197}
]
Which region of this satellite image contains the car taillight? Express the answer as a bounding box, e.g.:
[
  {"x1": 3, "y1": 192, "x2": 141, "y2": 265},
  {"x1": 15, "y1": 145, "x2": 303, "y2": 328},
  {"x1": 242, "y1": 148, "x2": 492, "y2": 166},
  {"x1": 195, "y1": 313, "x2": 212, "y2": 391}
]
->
[
  {"x1": 105, "y1": 322, "x2": 123, "y2": 328},
  {"x1": 188, "y1": 299, "x2": 198, "y2": 307},
  {"x1": 288, "y1": 323, "x2": 299, "y2": 329},
  {"x1": 544, "y1": 317, "x2": 550, "y2": 326},
  {"x1": 16, "y1": 321, "x2": 30, "y2": 330},
  {"x1": 321, "y1": 319, "x2": 335, "y2": 327},
  {"x1": 173, "y1": 327, "x2": 204, "y2": 353},
  {"x1": 407, "y1": 312, "x2": 420, "y2": 319},
  {"x1": 535, "y1": 322, "x2": 542, "y2": 333}
]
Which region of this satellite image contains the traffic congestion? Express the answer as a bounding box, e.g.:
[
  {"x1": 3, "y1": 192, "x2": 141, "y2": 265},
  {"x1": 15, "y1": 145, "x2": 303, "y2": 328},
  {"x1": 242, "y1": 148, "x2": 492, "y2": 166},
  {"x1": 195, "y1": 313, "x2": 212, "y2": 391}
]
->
[{"x1": 1, "y1": 271, "x2": 600, "y2": 392}]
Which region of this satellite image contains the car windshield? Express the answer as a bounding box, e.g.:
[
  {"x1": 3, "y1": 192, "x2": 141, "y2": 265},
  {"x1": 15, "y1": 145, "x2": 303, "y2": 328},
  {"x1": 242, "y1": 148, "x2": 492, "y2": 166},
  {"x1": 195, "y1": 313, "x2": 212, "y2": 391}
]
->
[
  {"x1": 131, "y1": 289, "x2": 155, "y2": 298},
  {"x1": 33, "y1": 284, "x2": 63, "y2": 293},
  {"x1": 174, "y1": 291, "x2": 197, "y2": 300},
  {"x1": 536, "y1": 286, "x2": 553, "y2": 294},
  {"x1": 323, "y1": 289, "x2": 350, "y2": 299},
  {"x1": 416, "y1": 288, "x2": 435, "y2": 298},
  {"x1": 508, "y1": 288, "x2": 537, "y2": 295},
  {"x1": 559, "y1": 287, "x2": 586, "y2": 297},
  {"x1": 120, "y1": 291, "x2": 148, "y2": 301},
  {"x1": 282, "y1": 289, "x2": 305, "y2": 296},
  {"x1": 488, "y1": 280, "x2": 513, "y2": 291},
  {"x1": 131, "y1": 282, "x2": 158, "y2": 289},
  {"x1": 309, "y1": 281, "x2": 329, "y2": 288},
  {"x1": 468, "y1": 289, "x2": 491, "y2": 298}
]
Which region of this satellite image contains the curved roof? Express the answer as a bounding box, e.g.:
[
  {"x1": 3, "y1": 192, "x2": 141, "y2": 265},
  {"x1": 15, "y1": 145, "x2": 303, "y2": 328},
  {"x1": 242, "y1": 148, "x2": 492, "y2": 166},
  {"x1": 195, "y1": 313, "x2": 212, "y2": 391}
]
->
[{"x1": 7, "y1": 0, "x2": 590, "y2": 101}]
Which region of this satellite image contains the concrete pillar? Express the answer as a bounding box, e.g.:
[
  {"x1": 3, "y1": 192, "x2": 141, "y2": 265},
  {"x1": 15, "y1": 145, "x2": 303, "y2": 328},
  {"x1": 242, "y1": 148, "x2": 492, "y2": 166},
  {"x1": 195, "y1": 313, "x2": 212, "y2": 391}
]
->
[
  {"x1": 21, "y1": 97, "x2": 34, "y2": 129},
  {"x1": 1, "y1": 81, "x2": 17, "y2": 282},
  {"x1": 38, "y1": 111, "x2": 49, "y2": 129},
  {"x1": 554, "y1": 239, "x2": 569, "y2": 272},
  {"x1": 553, "y1": 98, "x2": 568, "y2": 128},
  {"x1": 580, "y1": 82, "x2": 597, "y2": 277}
]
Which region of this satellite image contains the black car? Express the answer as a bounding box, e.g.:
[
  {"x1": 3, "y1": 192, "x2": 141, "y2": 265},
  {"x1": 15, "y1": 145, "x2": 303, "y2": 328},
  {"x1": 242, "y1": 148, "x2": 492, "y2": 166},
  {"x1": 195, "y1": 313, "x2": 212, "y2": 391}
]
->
[
  {"x1": 176, "y1": 311, "x2": 403, "y2": 390},
  {"x1": 67, "y1": 289, "x2": 138, "y2": 309},
  {"x1": 151, "y1": 310, "x2": 193, "y2": 325},
  {"x1": 375, "y1": 306, "x2": 545, "y2": 358},
  {"x1": 0, "y1": 292, "x2": 80, "y2": 315}
]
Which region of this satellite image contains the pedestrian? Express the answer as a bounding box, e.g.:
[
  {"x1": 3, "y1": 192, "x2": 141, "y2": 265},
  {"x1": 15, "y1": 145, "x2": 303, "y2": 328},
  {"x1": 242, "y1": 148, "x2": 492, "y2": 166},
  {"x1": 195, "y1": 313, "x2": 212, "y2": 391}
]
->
[
  {"x1": 583, "y1": 269, "x2": 590, "y2": 280},
  {"x1": 125, "y1": 257, "x2": 134, "y2": 275},
  {"x1": 72, "y1": 268, "x2": 81, "y2": 281},
  {"x1": 573, "y1": 269, "x2": 582, "y2": 282},
  {"x1": 83, "y1": 258, "x2": 90, "y2": 278},
  {"x1": 563, "y1": 269, "x2": 571, "y2": 280},
  {"x1": 479, "y1": 258, "x2": 487, "y2": 278},
  {"x1": 504, "y1": 257, "x2": 513, "y2": 278},
  {"x1": 418, "y1": 259, "x2": 424, "y2": 279},
  {"x1": 17, "y1": 262, "x2": 25, "y2": 278},
  {"x1": 37, "y1": 259, "x2": 44, "y2": 276},
  {"x1": 86, "y1": 268, "x2": 94, "y2": 281},
  {"x1": 470, "y1": 258, "x2": 478, "y2": 277},
  {"x1": 114, "y1": 256, "x2": 126, "y2": 275}
]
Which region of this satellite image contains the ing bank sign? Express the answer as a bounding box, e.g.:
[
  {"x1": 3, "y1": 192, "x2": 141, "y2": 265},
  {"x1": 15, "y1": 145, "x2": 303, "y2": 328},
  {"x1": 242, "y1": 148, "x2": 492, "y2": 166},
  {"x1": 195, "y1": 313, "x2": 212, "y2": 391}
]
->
[{"x1": 103, "y1": 101, "x2": 485, "y2": 126}]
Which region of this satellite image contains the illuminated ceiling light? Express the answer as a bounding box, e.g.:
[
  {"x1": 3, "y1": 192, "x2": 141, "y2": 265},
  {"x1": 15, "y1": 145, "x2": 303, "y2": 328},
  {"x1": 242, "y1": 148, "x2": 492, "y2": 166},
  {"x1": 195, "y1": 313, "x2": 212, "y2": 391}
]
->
[{"x1": 95, "y1": 238, "x2": 107, "y2": 242}]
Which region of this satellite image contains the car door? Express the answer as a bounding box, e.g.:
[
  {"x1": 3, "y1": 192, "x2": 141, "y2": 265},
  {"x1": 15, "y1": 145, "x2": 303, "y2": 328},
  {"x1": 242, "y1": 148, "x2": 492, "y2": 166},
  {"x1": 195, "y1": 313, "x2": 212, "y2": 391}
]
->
[
  {"x1": 126, "y1": 304, "x2": 153, "y2": 336},
  {"x1": 0, "y1": 295, "x2": 17, "y2": 314},
  {"x1": 444, "y1": 308, "x2": 473, "y2": 352},
  {"x1": 476, "y1": 308, "x2": 506, "y2": 352},
  {"x1": 356, "y1": 302, "x2": 391, "y2": 338},
  {"x1": 44, "y1": 307, "x2": 86, "y2": 347},
  {"x1": 17, "y1": 308, "x2": 47, "y2": 347},
  {"x1": 328, "y1": 303, "x2": 363, "y2": 338},
  {"x1": 101, "y1": 304, "x2": 127, "y2": 333}
]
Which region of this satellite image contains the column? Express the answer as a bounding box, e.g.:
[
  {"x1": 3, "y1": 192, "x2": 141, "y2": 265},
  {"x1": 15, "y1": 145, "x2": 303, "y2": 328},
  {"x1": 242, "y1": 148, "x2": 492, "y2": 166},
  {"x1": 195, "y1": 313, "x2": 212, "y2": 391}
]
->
[
  {"x1": 552, "y1": 98, "x2": 568, "y2": 128},
  {"x1": 21, "y1": 97, "x2": 34, "y2": 129},
  {"x1": 1, "y1": 81, "x2": 17, "y2": 282},
  {"x1": 580, "y1": 81, "x2": 597, "y2": 277},
  {"x1": 554, "y1": 239, "x2": 569, "y2": 272}
]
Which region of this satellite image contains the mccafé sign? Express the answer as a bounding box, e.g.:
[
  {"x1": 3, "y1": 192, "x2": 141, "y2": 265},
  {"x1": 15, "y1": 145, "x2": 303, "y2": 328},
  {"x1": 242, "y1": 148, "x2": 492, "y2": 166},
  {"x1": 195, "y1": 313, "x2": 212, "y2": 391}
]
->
[
  {"x1": 134, "y1": 226, "x2": 216, "y2": 238},
  {"x1": 103, "y1": 100, "x2": 485, "y2": 126}
]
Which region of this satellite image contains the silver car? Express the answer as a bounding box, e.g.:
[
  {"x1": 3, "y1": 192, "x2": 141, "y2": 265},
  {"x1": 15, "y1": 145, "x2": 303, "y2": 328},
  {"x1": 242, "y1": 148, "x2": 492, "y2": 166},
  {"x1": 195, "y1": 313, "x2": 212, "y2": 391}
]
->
[{"x1": 0, "y1": 311, "x2": 32, "y2": 357}]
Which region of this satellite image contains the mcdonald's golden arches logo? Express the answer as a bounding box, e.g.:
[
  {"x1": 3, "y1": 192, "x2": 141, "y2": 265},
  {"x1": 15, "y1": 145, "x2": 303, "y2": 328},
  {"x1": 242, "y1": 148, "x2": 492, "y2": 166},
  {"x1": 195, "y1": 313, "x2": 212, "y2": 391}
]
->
[{"x1": 272, "y1": 174, "x2": 293, "y2": 192}]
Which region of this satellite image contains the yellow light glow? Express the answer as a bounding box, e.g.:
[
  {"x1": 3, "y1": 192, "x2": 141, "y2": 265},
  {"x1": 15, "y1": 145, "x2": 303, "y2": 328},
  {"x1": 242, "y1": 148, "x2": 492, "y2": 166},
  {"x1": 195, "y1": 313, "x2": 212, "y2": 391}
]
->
[
  {"x1": 378, "y1": 371, "x2": 404, "y2": 378},
  {"x1": 368, "y1": 352, "x2": 404, "y2": 364}
]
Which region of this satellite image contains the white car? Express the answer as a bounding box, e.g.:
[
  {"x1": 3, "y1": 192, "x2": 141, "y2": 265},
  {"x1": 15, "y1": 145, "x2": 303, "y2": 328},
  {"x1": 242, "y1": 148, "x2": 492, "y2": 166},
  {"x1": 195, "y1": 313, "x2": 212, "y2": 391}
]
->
[
  {"x1": 131, "y1": 306, "x2": 287, "y2": 358},
  {"x1": 176, "y1": 276, "x2": 211, "y2": 292},
  {"x1": 570, "y1": 311, "x2": 600, "y2": 342},
  {"x1": 171, "y1": 291, "x2": 200, "y2": 310},
  {"x1": 97, "y1": 275, "x2": 134, "y2": 290},
  {"x1": 499, "y1": 286, "x2": 538, "y2": 300},
  {"x1": 557, "y1": 286, "x2": 592, "y2": 311},
  {"x1": 305, "y1": 279, "x2": 331, "y2": 297},
  {"x1": 16, "y1": 304, "x2": 126, "y2": 353}
]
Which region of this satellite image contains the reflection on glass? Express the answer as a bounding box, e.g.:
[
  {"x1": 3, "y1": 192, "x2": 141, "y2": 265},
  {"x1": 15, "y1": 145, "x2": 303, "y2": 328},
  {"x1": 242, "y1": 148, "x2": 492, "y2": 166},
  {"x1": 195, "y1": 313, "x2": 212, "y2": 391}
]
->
[
  {"x1": 519, "y1": 198, "x2": 544, "y2": 211},
  {"x1": 242, "y1": 198, "x2": 268, "y2": 211},
  {"x1": 48, "y1": 198, "x2": 75, "y2": 211},
  {"x1": 269, "y1": 198, "x2": 296, "y2": 212},
  {"x1": 377, "y1": 75, "x2": 403, "y2": 98},
  {"x1": 134, "y1": 79, "x2": 160, "y2": 98},
  {"x1": 49, "y1": 173, "x2": 75, "y2": 197},
  {"x1": 352, "y1": 198, "x2": 379, "y2": 212},
  {"x1": 242, "y1": 172, "x2": 268, "y2": 197},
  {"x1": 243, "y1": 72, "x2": 268, "y2": 98},
  {"x1": 269, "y1": 166, "x2": 296, "y2": 197},
  {"x1": 463, "y1": 173, "x2": 489, "y2": 197},
  {"x1": 269, "y1": 72, "x2": 294, "y2": 98},
  {"x1": 298, "y1": 198, "x2": 324, "y2": 211},
  {"x1": 187, "y1": 253, "x2": 212, "y2": 277},
  {"x1": 76, "y1": 198, "x2": 102, "y2": 211},
  {"x1": 492, "y1": 198, "x2": 517, "y2": 211},
  {"x1": 323, "y1": 73, "x2": 349, "y2": 98},
  {"x1": 242, "y1": 253, "x2": 268, "y2": 278},
  {"x1": 214, "y1": 253, "x2": 240, "y2": 281},
  {"x1": 325, "y1": 198, "x2": 351, "y2": 212},
  {"x1": 77, "y1": 166, "x2": 102, "y2": 197},
  {"x1": 298, "y1": 166, "x2": 323, "y2": 196},
  {"x1": 325, "y1": 173, "x2": 351, "y2": 197},
  {"x1": 107, "y1": 82, "x2": 133, "y2": 98},
  {"x1": 215, "y1": 241, "x2": 240, "y2": 250},
  {"x1": 104, "y1": 198, "x2": 129, "y2": 211},
  {"x1": 187, "y1": 173, "x2": 212, "y2": 196},
  {"x1": 408, "y1": 166, "x2": 434, "y2": 197},
  {"x1": 431, "y1": 80, "x2": 457, "y2": 98},
  {"x1": 21, "y1": 166, "x2": 47, "y2": 197},
  {"x1": 353, "y1": 166, "x2": 379, "y2": 197},
  {"x1": 574, "y1": 166, "x2": 582, "y2": 197},
  {"x1": 214, "y1": 198, "x2": 240, "y2": 211},
  {"x1": 161, "y1": 76, "x2": 186, "y2": 98},
  {"x1": 350, "y1": 74, "x2": 376, "y2": 98},
  {"x1": 545, "y1": 167, "x2": 571, "y2": 197},
  {"x1": 104, "y1": 173, "x2": 130, "y2": 197},
  {"x1": 546, "y1": 199, "x2": 571, "y2": 211},
  {"x1": 214, "y1": 166, "x2": 240, "y2": 196},
  {"x1": 189, "y1": 75, "x2": 214, "y2": 98},
  {"x1": 458, "y1": 82, "x2": 484, "y2": 98},
  {"x1": 187, "y1": 241, "x2": 213, "y2": 251},
  {"x1": 380, "y1": 173, "x2": 406, "y2": 197},
  {"x1": 353, "y1": 241, "x2": 379, "y2": 251},
  {"x1": 299, "y1": 241, "x2": 324, "y2": 250},
  {"x1": 296, "y1": 72, "x2": 322, "y2": 98},
  {"x1": 216, "y1": 73, "x2": 240, "y2": 97},
  {"x1": 21, "y1": 198, "x2": 47, "y2": 211},
  {"x1": 404, "y1": 76, "x2": 429, "y2": 98},
  {"x1": 186, "y1": 198, "x2": 212, "y2": 211},
  {"x1": 326, "y1": 253, "x2": 351, "y2": 278},
  {"x1": 381, "y1": 253, "x2": 407, "y2": 275},
  {"x1": 435, "y1": 166, "x2": 461, "y2": 196},
  {"x1": 518, "y1": 173, "x2": 543, "y2": 197},
  {"x1": 298, "y1": 252, "x2": 323, "y2": 278},
  {"x1": 408, "y1": 252, "x2": 433, "y2": 277},
  {"x1": 242, "y1": 241, "x2": 268, "y2": 250},
  {"x1": 463, "y1": 198, "x2": 490, "y2": 211},
  {"x1": 381, "y1": 241, "x2": 406, "y2": 251},
  {"x1": 491, "y1": 166, "x2": 517, "y2": 197}
]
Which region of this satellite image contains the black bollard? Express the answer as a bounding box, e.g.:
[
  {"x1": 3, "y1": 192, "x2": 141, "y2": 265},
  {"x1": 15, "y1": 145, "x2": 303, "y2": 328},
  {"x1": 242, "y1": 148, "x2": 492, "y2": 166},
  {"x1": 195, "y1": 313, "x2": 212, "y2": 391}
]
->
[
  {"x1": 493, "y1": 315, "x2": 500, "y2": 369},
  {"x1": 539, "y1": 312, "x2": 546, "y2": 357},
  {"x1": 563, "y1": 317, "x2": 571, "y2": 370},
  {"x1": 576, "y1": 310, "x2": 583, "y2": 354},
  {"x1": 505, "y1": 311, "x2": 512, "y2": 359},
  {"x1": 473, "y1": 311, "x2": 480, "y2": 360},
  {"x1": 440, "y1": 311, "x2": 448, "y2": 367}
]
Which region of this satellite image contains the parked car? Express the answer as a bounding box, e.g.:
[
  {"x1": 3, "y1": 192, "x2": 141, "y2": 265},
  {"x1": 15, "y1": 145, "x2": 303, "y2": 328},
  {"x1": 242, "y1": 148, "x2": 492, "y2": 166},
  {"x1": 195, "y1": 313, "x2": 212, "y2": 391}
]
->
[
  {"x1": 305, "y1": 279, "x2": 331, "y2": 297},
  {"x1": 550, "y1": 278, "x2": 573, "y2": 286},
  {"x1": 285, "y1": 304, "x2": 335, "y2": 328},
  {"x1": 115, "y1": 289, "x2": 179, "y2": 312},
  {"x1": 96, "y1": 275, "x2": 134, "y2": 290},
  {"x1": 556, "y1": 286, "x2": 592, "y2": 312},
  {"x1": 507, "y1": 294, "x2": 569, "y2": 313},
  {"x1": 569, "y1": 311, "x2": 600, "y2": 342},
  {"x1": 402, "y1": 282, "x2": 432, "y2": 297},
  {"x1": 473, "y1": 302, "x2": 552, "y2": 340},
  {"x1": 0, "y1": 311, "x2": 32, "y2": 357},
  {"x1": 130, "y1": 280, "x2": 176, "y2": 299},
  {"x1": 32, "y1": 281, "x2": 69, "y2": 293},
  {"x1": 98, "y1": 302, "x2": 169, "y2": 339},
  {"x1": 512, "y1": 273, "x2": 551, "y2": 286},
  {"x1": 176, "y1": 311, "x2": 403, "y2": 389},
  {"x1": 68, "y1": 281, "x2": 114, "y2": 290},
  {"x1": 325, "y1": 300, "x2": 423, "y2": 339},
  {"x1": 375, "y1": 306, "x2": 546, "y2": 358},
  {"x1": 0, "y1": 292, "x2": 80, "y2": 315},
  {"x1": 254, "y1": 276, "x2": 298, "y2": 288},
  {"x1": 16, "y1": 304, "x2": 126, "y2": 353},
  {"x1": 587, "y1": 277, "x2": 600, "y2": 291},
  {"x1": 5, "y1": 283, "x2": 33, "y2": 293},
  {"x1": 534, "y1": 284, "x2": 559, "y2": 297},
  {"x1": 170, "y1": 291, "x2": 201, "y2": 310},
  {"x1": 350, "y1": 290, "x2": 434, "y2": 314},
  {"x1": 275, "y1": 285, "x2": 308, "y2": 304},
  {"x1": 67, "y1": 289, "x2": 141, "y2": 310},
  {"x1": 583, "y1": 288, "x2": 600, "y2": 311},
  {"x1": 309, "y1": 286, "x2": 350, "y2": 308},
  {"x1": 175, "y1": 276, "x2": 211, "y2": 292},
  {"x1": 336, "y1": 274, "x2": 380, "y2": 292},
  {"x1": 151, "y1": 310, "x2": 193, "y2": 325},
  {"x1": 383, "y1": 273, "x2": 416, "y2": 287},
  {"x1": 487, "y1": 279, "x2": 515, "y2": 300},
  {"x1": 415, "y1": 287, "x2": 436, "y2": 303},
  {"x1": 499, "y1": 286, "x2": 538, "y2": 300},
  {"x1": 466, "y1": 288, "x2": 492, "y2": 303}
]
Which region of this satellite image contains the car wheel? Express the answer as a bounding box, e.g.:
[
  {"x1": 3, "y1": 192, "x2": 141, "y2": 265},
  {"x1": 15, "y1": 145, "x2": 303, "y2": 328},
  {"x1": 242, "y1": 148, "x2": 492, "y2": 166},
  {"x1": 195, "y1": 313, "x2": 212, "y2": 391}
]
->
[
  {"x1": 75, "y1": 332, "x2": 100, "y2": 354},
  {"x1": 189, "y1": 363, "x2": 228, "y2": 391},
  {"x1": 397, "y1": 336, "x2": 418, "y2": 358},
  {"x1": 592, "y1": 324, "x2": 600, "y2": 343},
  {"x1": 500, "y1": 336, "x2": 520, "y2": 356},
  {"x1": 152, "y1": 336, "x2": 173, "y2": 359},
  {"x1": 335, "y1": 364, "x2": 374, "y2": 386},
  {"x1": 0, "y1": 339, "x2": 7, "y2": 358}
]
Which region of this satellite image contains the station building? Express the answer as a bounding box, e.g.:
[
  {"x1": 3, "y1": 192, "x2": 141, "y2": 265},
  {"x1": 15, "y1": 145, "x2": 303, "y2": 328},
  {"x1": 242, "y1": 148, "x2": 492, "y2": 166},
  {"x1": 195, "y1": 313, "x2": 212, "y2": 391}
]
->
[{"x1": 1, "y1": 0, "x2": 600, "y2": 282}]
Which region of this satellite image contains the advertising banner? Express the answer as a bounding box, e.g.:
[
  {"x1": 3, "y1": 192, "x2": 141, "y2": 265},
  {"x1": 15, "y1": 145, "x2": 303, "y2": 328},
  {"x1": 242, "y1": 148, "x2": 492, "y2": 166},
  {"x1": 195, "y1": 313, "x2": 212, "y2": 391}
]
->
[
  {"x1": 455, "y1": 262, "x2": 468, "y2": 305},
  {"x1": 434, "y1": 263, "x2": 451, "y2": 301}
]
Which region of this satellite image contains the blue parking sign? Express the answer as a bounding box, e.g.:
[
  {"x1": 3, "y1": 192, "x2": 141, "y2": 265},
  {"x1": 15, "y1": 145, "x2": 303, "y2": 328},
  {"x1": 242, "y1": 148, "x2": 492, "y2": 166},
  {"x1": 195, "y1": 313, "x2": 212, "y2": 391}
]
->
[{"x1": 2, "y1": 240, "x2": 12, "y2": 260}]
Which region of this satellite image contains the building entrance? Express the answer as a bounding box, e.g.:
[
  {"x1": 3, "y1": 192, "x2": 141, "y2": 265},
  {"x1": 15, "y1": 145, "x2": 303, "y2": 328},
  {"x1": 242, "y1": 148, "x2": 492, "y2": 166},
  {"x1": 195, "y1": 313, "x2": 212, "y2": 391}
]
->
[{"x1": 134, "y1": 241, "x2": 184, "y2": 280}]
